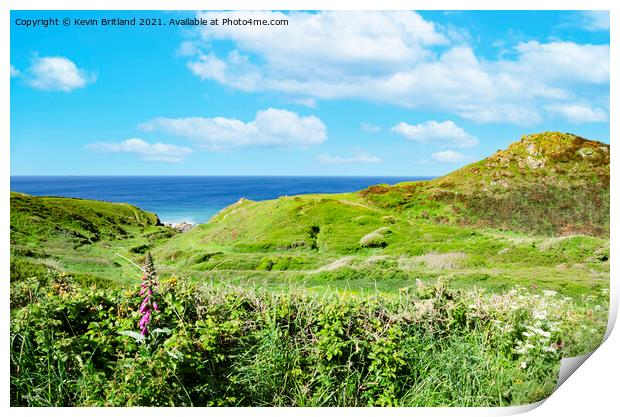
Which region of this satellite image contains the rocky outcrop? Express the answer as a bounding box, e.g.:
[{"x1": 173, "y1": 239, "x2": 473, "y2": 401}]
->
[{"x1": 174, "y1": 221, "x2": 194, "y2": 233}]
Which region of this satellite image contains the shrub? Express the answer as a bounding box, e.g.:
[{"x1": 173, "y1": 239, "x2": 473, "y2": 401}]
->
[
  {"x1": 10, "y1": 277, "x2": 607, "y2": 407},
  {"x1": 360, "y1": 232, "x2": 387, "y2": 248}
]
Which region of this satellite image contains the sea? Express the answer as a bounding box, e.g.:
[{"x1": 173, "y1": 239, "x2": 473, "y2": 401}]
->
[{"x1": 10, "y1": 176, "x2": 431, "y2": 224}]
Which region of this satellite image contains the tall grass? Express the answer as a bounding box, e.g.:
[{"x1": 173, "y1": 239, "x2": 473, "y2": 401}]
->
[{"x1": 10, "y1": 272, "x2": 607, "y2": 407}]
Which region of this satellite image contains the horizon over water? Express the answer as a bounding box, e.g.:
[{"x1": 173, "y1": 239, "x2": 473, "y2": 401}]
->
[{"x1": 11, "y1": 175, "x2": 433, "y2": 224}]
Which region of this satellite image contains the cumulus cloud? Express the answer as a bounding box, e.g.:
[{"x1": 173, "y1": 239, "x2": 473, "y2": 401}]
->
[
  {"x1": 431, "y1": 150, "x2": 466, "y2": 163},
  {"x1": 193, "y1": 11, "x2": 447, "y2": 71},
  {"x1": 391, "y1": 120, "x2": 479, "y2": 148},
  {"x1": 139, "y1": 108, "x2": 327, "y2": 150},
  {"x1": 503, "y1": 41, "x2": 609, "y2": 85},
  {"x1": 86, "y1": 138, "x2": 192, "y2": 163},
  {"x1": 317, "y1": 152, "x2": 382, "y2": 164},
  {"x1": 545, "y1": 104, "x2": 608, "y2": 123},
  {"x1": 182, "y1": 11, "x2": 609, "y2": 125},
  {"x1": 26, "y1": 56, "x2": 95, "y2": 92}
]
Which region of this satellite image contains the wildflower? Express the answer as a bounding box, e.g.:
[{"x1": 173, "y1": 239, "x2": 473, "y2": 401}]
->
[
  {"x1": 520, "y1": 361, "x2": 527, "y2": 369},
  {"x1": 532, "y1": 328, "x2": 551, "y2": 338},
  {"x1": 138, "y1": 252, "x2": 160, "y2": 336}
]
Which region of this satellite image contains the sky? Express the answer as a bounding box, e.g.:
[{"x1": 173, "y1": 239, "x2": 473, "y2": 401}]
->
[{"x1": 10, "y1": 10, "x2": 610, "y2": 176}]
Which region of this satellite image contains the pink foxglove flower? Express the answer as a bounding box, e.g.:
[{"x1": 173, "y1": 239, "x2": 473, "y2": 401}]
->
[{"x1": 137, "y1": 252, "x2": 160, "y2": 336}]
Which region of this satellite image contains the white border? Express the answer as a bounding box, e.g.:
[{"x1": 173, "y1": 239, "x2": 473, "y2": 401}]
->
[{"x1": 2, "y1": 1, "x2": 617, "y2": 416}]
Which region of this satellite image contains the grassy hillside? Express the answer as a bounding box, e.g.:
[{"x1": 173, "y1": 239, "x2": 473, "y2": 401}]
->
[
  {"x1": 10, "y1": 132, "x2": 609, "y2": 295},
  {"x1": 361, "y1": 132, "x2": 609, "y2": 235},
  {"x1": 11, "y1": 192, "x2": 162, "y2": 246},
  {"x1": 152, "y1": 132, "x2": 609, "y2": 297},
  {"x1": 10, "y1": 192, "x2": 175, "y2": 285},
  {"x1": 9, "y1": 131, "x2": 610, "y2": 407}
]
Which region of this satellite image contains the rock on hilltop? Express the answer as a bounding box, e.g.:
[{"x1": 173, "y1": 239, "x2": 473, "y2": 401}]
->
[{"x1": 366, "y1": 132, "x2": 609, "y2": 235}]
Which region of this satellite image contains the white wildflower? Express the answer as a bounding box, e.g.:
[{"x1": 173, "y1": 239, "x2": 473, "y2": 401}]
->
[
  {"x1": 533, "y1": 310, "x2": 547, "y2": 320},
  {"x1": 532, "y1": 328, "x2": 551, "y2": 338}
]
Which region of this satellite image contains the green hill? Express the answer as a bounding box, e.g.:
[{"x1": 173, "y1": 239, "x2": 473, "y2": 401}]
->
[
  {"x1": 10, "y1": 192, "x2": 174, "y2": 284},
  {"x1": 152, "y1": 132, "x2": 609, "y2": 296},
  {"x1": 9, "y1": 132, "x2": 609, "y2": 295},
  {"x1": 9, "y1": 132, "x2": 610, "y2": 407},
  {"x1": 11, "y1": 192, "x2": 162, "y2": 247},
  {"x1": 360, "y1": 132, "x2": 609, "y2": 235}
]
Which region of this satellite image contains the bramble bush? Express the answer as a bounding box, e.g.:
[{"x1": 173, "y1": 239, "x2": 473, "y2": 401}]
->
[{"x1": 10, "y1": 262, "x2": 608, "y2": 407}]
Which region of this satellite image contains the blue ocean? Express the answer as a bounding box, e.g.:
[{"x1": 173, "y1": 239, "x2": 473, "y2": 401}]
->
[{"x1": 10, "y1": 176, "x2": 431, "y2": 224}]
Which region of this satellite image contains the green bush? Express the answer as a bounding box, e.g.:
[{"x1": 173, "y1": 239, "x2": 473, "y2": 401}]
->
[{"x1": 11, "y1": 276, "x2": 607, "y2": 407}]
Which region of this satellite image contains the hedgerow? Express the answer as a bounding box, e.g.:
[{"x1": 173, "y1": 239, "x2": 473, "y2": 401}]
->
[{"x1": 10, "y1": 264, "x2": 607, "y2": 407}]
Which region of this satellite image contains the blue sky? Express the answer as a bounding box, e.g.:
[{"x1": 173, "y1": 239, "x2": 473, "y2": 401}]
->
[{"x1": 10, "y1": 10, "x2": 610, "y2": 176}]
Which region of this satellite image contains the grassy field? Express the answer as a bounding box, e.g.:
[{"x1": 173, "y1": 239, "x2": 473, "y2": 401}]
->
[{"x1": 9, "y1": 132, "x2": 610, "y2": 406}]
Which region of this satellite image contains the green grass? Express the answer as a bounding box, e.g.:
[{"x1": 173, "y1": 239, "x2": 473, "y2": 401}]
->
[
  {"x1": 150, "y1": 197, "x2": 608, "y2": 298},
  {"x1": 360, "y1": 132, "x2": 609, "y2": 235},
  {"x1": 9, "y1": 275, "x2": 608, "y2": 406},
  {"x1": 11, "y1": 192, "x2": 176, "y2": 284},
  {"x1": 9, "y1": 131, "x2": 611, "y2": 406},
  {"x1": 10, "y1": 132, "x2": 610, "y2": 298},
  {"x1": 141, "y1": 131, "x2": 609, "y2": 300}
]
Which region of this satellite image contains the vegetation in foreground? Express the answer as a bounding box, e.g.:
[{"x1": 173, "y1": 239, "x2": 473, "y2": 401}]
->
[
  {"x1": 10, "y1": 262, "x2": 608, "y2": 407},
  {"x1": 9, "y1": 132, "x2": 610, "y2": 406}
]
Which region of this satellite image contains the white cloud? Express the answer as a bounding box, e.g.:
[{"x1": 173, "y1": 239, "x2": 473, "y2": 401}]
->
[
  {"x1": 292, "y1": 98, "x2": 317, "y2": 108},
  {"x1": 579, "y1": 11, "x2": 609, "y2": 31},
  {"x1": 10, "y1": 65, "x2": 20, "y2": 77},
  {"x1": 391, "y1": 120, "x2": 479, "y2": 148},
  {"x1": 183, "y1": 11, "x2": 609, "y2": 125},
  {"x1": 26, "y1": 56, "x2": 95, "y2": 92},
  {"x1": 194, "y1": 11, "x2": 447, "y2": 72},
  {"x1": 86, "y1": 138, "x2": 192, "y2": 163},
  {"x1": 317, "y1": 152, "x2": 382, "y2": 164},
  {"x1": 431, "y1": 150, "x2": 466, "y2": 163},
  {"x1": 140, "y1": 108, "x2": 327, "y2": 150},
  {"x1": 545, "y1": 104, "x2": 608, "y2": 123},
  {"x1": 504, "y1": 41, "x2": 609, "y2": 85},
  {"x1": 361, "y1": 123, "x2": 381, "y2": 133}
]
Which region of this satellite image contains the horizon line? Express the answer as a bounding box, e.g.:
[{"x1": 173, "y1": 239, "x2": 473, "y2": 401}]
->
[{"x1": 10, "y1": 174, "x2": 438, "y2": 178}]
